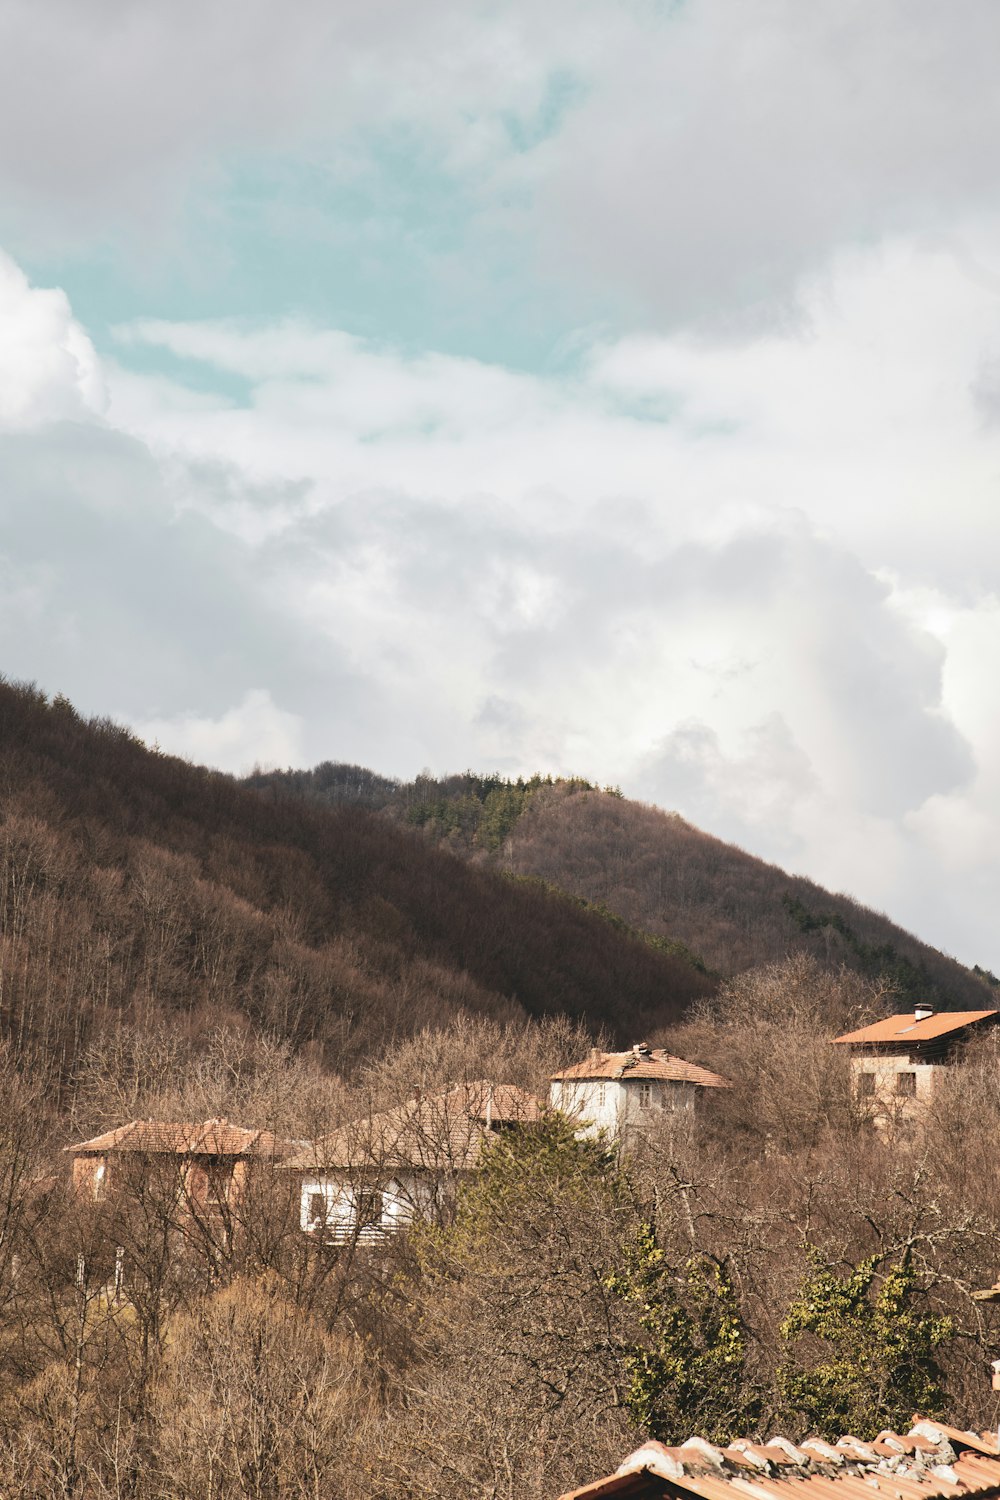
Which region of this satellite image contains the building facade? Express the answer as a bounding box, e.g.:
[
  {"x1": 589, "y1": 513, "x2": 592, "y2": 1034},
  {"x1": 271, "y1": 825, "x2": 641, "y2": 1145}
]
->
[
  {"x1": 831, "y1": 1005, "x2": 999, "y2": 1120},
  {"x1": 65, "y1": 1117, "x2": 289, "y2": 1213},
  {"x1": 550, "y1": 1044, "x2": 730, "y2": 1139},
  {"x1": 292, "y1": 1081, "x2": 540, "y2": 1242}
]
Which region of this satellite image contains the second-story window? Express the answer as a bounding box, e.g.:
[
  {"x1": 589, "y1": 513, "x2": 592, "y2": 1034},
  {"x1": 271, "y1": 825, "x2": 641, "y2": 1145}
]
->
[
  {"x1": 637, "y1": 1082, "x2": 653, "y2": 1110},
  {"x1": 596, "y1": 1083, "x2": 606, "y2": 1108},
  {"x1": 896, "y1": 1072, "x2": 917, "y2": 1097}
]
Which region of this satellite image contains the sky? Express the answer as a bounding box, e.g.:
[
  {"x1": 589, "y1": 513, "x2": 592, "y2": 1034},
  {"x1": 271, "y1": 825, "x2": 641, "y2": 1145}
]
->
[{"x1": 2, "y1": 1, "x2": 1000, "y2": 969}]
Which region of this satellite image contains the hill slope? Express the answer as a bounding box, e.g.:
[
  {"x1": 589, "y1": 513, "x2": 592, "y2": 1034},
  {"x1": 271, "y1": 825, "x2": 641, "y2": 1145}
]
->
[
  {"x1": 0, "y1": 683, "x2": 713, "y2": 1082},
  {"x1": 247, "y1": 766, "x2": 994, "y2": 1010}
]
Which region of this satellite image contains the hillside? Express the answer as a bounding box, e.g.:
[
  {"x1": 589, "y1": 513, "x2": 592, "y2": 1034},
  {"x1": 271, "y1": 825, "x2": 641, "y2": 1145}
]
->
[
  {"x1": 0, "y1": 683, "x2": 714, "y2": 1084},
  {"x1": 247, "y1": 766, "x2": 994, "y2": 1009}
]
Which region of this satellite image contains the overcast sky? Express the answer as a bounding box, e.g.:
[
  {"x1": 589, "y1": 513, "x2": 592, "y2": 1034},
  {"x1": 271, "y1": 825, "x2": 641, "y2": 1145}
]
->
[{"x1": 2, "y1": 1, "x2": 1000, "y2": 967}]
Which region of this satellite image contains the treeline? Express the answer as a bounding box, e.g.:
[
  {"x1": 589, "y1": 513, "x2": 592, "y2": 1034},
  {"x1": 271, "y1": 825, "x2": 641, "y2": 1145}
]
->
[
  {"x1": 247, "y1": 761, "x2": 993, "y2": 1007},
  {"x1": 244, "y1": 764, "x2": 618, "y2": 853},
  {"x1": 0, "y1": 680, "x2": 712, "y2": 1092},
  {"x1": 0, "y1": 961, "x2": 997, "y2": 1498}
]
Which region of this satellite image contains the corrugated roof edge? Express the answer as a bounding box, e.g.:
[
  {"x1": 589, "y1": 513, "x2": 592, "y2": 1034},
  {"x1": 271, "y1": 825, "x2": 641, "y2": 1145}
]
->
[{"x1": 556, "y1": 1420, "x2": 1000, "y2": 1500}]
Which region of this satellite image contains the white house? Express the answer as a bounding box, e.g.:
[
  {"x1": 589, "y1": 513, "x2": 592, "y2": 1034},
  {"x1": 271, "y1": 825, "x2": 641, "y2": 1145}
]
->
[
  {"x1": 550, "y1": 1043, "x2": 730, "y2": 1139},
  {"x1": 290, "y1": 1081, "x2": 539, "y2": 1242},
  {"x1": 831, "y1": 1004, "x2": 999, "y2": 1121}
]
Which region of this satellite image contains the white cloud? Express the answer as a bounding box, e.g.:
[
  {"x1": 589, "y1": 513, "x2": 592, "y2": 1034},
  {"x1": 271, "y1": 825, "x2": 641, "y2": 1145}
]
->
[
  {"x1": 108, "y1": 236, "x2": 1000, "y2": 582},
  {"x1": 0, "y1": 251, "x2": 106, "y2": 426},
  {"x1": 4, "y1": 0, "x2": 1000, "y2": 338},
  {"x1": 4, "y1": 243, "x2": 1000, "y2": 966},
  {"x1": 132, "y1": 689, "x2": 304, "y2": 774},
  {"x1": 0, "y1": 0, "x2": 581, "y2": 244}
]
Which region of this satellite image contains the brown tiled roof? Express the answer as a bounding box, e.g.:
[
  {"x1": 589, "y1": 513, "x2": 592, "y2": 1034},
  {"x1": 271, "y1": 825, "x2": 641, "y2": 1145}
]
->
[
  {"x1": 832, "y1": 1010, "x2": 999, "y2": 1046},
  {"x1": 65, "y1": 1117, "x2": 287, "y2": 1159},
  {"x1": 558, "y1": 1421, "x2": 1000, "y2": 1500},
  {"x1": 288, "y1": 1082, "x2": 540, "y2": 1174},
  {"x1": 552, "y1": 1048, "x2": 730, "y2": 1089}
]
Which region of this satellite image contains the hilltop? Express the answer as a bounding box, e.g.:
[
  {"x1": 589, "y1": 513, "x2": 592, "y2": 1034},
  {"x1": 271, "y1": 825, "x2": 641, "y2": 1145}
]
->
[
  {"x1": 246, "y1": 765, "x2": 995, "y2": 1010},
  {"x1": 0, "y1": 682, "x2": 713, "y2": 1085}
]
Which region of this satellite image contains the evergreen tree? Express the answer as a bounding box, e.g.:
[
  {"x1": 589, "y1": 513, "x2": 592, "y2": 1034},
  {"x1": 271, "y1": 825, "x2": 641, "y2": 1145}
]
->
[
  {"x1": 606, "y1": 1225, "x2": 757, "y2": 1443},
  {"x1": 778, "y1": 1249, "x2": 952, "y2": 1438}
]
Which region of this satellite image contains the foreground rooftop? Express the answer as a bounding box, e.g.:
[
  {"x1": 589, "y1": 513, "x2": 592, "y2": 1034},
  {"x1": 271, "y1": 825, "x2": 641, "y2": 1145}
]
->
[{"x1": 558, "y1": 1421, "x2": 1000, "y2": 1500}]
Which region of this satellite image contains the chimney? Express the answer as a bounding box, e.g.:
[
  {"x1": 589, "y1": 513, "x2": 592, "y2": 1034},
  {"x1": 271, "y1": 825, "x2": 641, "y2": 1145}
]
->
[
  {"x1": 589, "y1": 1048, "x2": 602, "y2": 1062},
  {"x1": 633, "y1": 1041, "x2": 651, "y2": 1056},
  {"x1": 914, "y1": 1004, "x2": 934, "y2": 1023}
]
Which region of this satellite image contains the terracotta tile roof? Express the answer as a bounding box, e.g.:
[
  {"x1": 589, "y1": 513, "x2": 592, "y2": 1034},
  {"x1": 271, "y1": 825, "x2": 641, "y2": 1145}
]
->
[
  {"x1": 832, "y1": 1010, "x2": 999, "y2": 1046},
  {"x1": 65, "y1": 1117, "x2": 288, "y2": 1159},
  {"x1": 552, "y1": 1047, "x2": 731, "y2": 1089},
  {"x1": 288, "y1": 1081, "x2": 540, "y2": 1174},
  {"x1": 558, "y1": 1421, "x2": 1000, "y2": 1500}
]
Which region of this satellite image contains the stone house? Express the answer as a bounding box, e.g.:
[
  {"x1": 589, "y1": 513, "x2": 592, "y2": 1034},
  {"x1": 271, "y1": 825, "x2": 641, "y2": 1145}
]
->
[
  {"x1": 831, "y1": 1004, "x2": 999, "y2": 1118},
  {"x1": 65, "y1": 1117, "x2": 290, "y2": 1213},
  {"x1": 290, "y1": 1081, "x2": 539, "y2": 1242},
  {"x1": 550, "y1": 1043, "x2": 730, "y2": 1140}
]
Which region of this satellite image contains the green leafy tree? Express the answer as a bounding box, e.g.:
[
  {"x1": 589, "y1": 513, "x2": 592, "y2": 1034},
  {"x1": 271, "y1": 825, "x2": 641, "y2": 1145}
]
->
[
  {"x1": 778, "y1": 1249, "x2": 952, "y2": 1438},
  {"x1": 606, "y1": 1224, "x2": 757, "y2": 1443}
]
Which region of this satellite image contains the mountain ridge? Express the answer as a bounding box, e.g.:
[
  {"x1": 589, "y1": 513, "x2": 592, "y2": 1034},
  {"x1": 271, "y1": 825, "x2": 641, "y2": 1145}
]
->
[
  {"x1": 246, "y1": 763, "x2": 993, "y2": 1011},
  {"x1": 0, "y1": 681, "x2": 713, "y2": 1086}
]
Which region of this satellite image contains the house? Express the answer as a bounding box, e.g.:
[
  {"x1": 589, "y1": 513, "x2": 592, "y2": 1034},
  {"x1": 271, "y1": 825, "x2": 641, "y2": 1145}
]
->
[
  {"x1": 550, "y1": 1043, "x2": 730, "y2": 1140},
  {"x1": 556, "y1": 1420, "x2": 1000, "y2": 1500},
  {"x1": 65, "y1": 1117, "x2": 291, "y2": 1213},
  {"x1": 289, "y1": 1081, "x2": 539, "y2": 1242},
  {"x1": 831, "y1": 1004, "x2": 999, "y2": 1117}
]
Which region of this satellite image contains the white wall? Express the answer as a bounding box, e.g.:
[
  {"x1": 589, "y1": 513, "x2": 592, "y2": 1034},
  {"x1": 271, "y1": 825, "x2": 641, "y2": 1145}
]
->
[
  {"x1": 300, "y1": 1171, "x2": 446, "y2": 1240},
  {"x1": 849, "y1": 1053, "x2": 939, "y2": 1115},
  {"x1": 549, "y1": 1077, "x2": 696, "y2": 1138}
]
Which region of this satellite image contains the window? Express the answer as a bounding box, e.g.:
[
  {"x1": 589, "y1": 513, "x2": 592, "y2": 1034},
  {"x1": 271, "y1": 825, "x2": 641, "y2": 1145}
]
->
[
  {"x1": 353, "y1": 1184, "x2": 384, "y2": 1230},
  {"x1": 308, "y1": 1192, "x2": 327, "y2": 1227},
  {"x1": 204, "y1": 1165, "x2": 233, "y2": 1206},
  {"x1": 858, "y1": 1072, "x2": 876, "y2": 1097},
  {"x1": 596, "y1": 1083, "x2": 606, "y2": 1108},
  {"x1": 896, "y1": 1072, "x2": 917, "y2": 1097},
  {"x1": 637, "y1": 1082, "x2": 653, "y2": 1110}
]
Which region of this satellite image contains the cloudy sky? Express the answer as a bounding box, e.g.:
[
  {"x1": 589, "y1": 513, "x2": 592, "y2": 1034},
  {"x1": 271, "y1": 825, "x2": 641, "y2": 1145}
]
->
[{"x1": 2, "y1": 1, "x2": 1000, "y2": 967}]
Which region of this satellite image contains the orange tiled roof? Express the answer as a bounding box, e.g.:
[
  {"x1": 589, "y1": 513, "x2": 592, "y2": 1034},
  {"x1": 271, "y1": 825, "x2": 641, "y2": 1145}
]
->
[
  {"x1": 65, "y1": 1117, "x2": 287, "y2": 1159},
  {"x1": 832, "y1": 1010, "x2": 999, "y2": 1046},
  {"x1": 288, "y1": 1081, "x2": 540, "y2": 1174},
  {"x1": 552, "y1": 1048, "x2": 730, "y2": 1089},
  {"x1": 558, "y1": 1421, "x2": 1000, "y2": 1500}
]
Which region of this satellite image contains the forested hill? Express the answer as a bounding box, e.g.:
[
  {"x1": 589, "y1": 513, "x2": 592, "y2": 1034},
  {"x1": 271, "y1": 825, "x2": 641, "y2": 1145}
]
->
[
  {"x1": 0, "y1": 682, "x2": 714, "y2": 1083},
  {"x1": 246, "y1": 765, "x2": 995, "y2": 1011}
]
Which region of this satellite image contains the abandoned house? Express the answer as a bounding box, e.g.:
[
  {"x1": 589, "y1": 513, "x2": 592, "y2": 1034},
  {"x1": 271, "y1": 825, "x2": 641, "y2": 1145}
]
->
[
  {"x1": 549, "y1": 1043, "x2": 731, "y2": 1140},
  {"x1": 290, "y1": 1081, "x2": 540, "y2": 1242},
  {"x1": 831, "y1": 1004, "x2": 999, "y2": 1118},
  {"x1": 65, "y1": 1117, "x2": 291, "y2": 1213},
  {"x1": 555, "y1": 1419, "x2": 1000, "y2": 1500}
]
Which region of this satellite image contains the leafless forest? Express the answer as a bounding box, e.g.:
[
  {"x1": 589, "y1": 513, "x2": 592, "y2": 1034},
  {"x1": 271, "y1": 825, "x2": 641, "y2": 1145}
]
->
[
  {"x1": 248, "y1": 765, "x2": 995, "y2": 1006},
  {"x1": 2, "y1": 684, "x2": 1000, "y2": 1498}
]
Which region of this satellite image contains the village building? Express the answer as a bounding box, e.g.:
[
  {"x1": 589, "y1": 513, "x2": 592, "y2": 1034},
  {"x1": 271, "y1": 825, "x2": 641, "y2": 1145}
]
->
[
  {"x1": 65, "y1": 1117, "x2": 290, "y2": 1213},
  {"x1": 831, "y1": 1004, "x2": 999, "y2": 1118},
  {"x1": 556, "y1": 1420, "x2": 1000, "y2": 1500},
  {"x1": 549, "y1": 1043, "x2": 730, "y2": 1139},
  {"x1": 290, "y1": 1080, "x2": 540, "y2": 1242}
]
